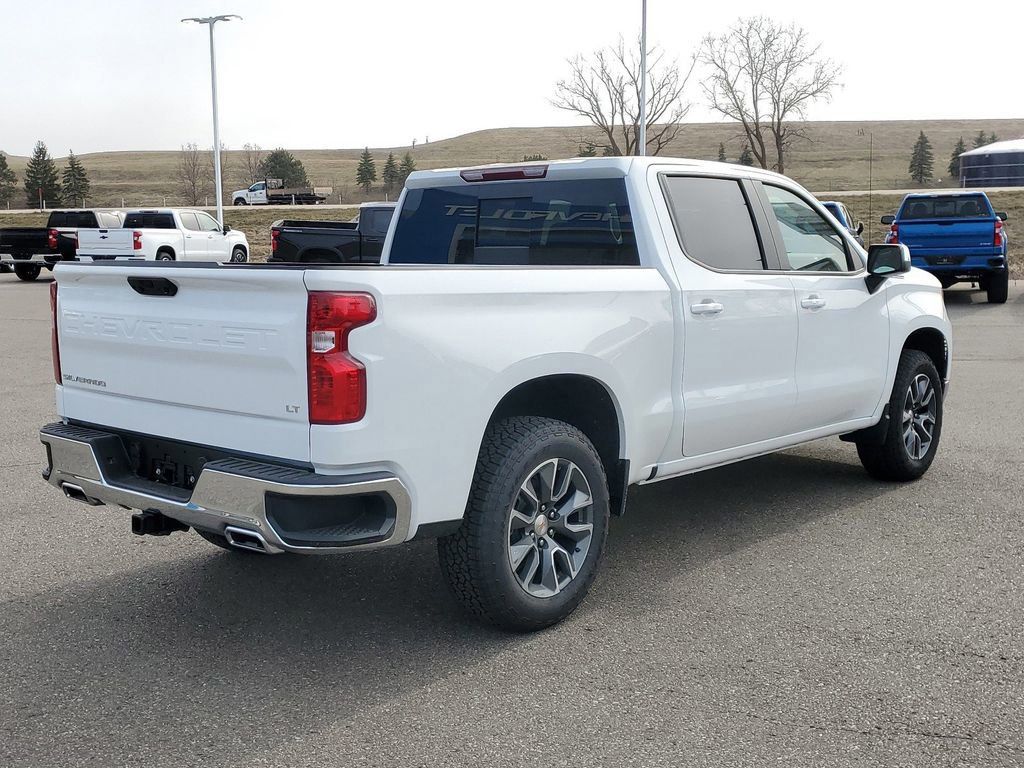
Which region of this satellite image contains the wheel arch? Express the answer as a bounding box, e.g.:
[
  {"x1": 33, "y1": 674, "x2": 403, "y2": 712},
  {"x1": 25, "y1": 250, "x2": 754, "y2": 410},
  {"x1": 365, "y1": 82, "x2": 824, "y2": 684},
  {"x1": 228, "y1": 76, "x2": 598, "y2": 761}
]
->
[
  {"x1": 485, "y1": 373, "x2": 629, "y2": 516},
  {"x1": 155, "y1": 245, "x2": 176, "y2": 260},
  {"x1": 902, "y1": 326, "x2": 949, "y2": 388}
]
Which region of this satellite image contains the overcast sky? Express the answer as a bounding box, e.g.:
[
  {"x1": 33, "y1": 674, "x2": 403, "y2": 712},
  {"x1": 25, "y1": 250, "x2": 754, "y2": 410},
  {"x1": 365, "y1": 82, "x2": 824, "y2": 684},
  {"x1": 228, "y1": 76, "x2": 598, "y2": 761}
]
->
[{"x1": 1, "y1": 0, "x2": 1019, "y2": 157}]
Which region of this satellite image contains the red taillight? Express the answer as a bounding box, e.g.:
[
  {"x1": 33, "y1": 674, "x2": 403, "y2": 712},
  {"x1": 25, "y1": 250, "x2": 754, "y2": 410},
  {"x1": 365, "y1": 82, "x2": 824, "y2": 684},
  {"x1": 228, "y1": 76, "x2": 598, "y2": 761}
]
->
[
  {"x1": 887, "y1": 223, "x2": 899, "y2": 244},
  {"x1": 460, "y1": 165, "x2": 548, "y2": 182},
  {"x1": 50, "y1": 281, "x2": 61, "y2": 384},
  {"x1": 271, "y1": 227, "x2": 280, "y2": 255},
  {"x1": 132, "y1": 230, "x2": 142, "y2": 250},
  {"x1": 47, "y1": 228, "x2": 58, "y2": 250},
  {"x1": 307, "y1": 292, "x2": 376, "y2": 424},
  {"x1": 994, "y1": 219, "x2": 1003, "y2": 247}
]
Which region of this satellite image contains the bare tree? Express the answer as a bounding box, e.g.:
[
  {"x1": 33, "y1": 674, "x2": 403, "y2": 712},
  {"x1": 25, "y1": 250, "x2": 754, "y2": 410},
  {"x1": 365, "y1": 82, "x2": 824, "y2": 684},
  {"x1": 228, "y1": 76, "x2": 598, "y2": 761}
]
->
[
  {"x1": 552, "y1": 37, "x2": 694, "y2": 157},
  {"x1": 241, "y1": 142, "x2": 264, "y2": 184},
  {"x1": 177, "y1": 142, "x2": 211, "y2": 206},
  {"x1": 701, "y1": 17, "x2": 841, "y2": 174}
]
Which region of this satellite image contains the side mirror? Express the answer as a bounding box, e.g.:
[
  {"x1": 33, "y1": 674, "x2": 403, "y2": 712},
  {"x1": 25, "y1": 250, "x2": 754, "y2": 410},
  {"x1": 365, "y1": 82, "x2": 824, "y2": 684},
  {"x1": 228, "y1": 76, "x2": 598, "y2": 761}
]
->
[
  {"x1": 996, "y1": 211, "x2": 1008, "y2": 221},
  {"x1": 880, "y1": 214, "x2": 895, "y2": 225},
  {"x1": 223, "y1": 224, "x2": 231, "y2": 233},
  {"x1": 865, "y1": 243, "x2": 911, "y2": 293},
  {"x1": 855, "y1": 221, "x2": 864, "y2": 235}
]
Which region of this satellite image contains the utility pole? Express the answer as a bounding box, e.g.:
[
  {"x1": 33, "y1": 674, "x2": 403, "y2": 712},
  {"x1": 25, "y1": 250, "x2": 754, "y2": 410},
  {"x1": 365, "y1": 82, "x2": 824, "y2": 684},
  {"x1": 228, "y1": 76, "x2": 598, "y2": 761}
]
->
[
  {"x1": 182, "y1": 14, "x2": 241, "y2": 226},
  {"x1": 638, "y1": 0, "x2": 647, "y2": 156}
]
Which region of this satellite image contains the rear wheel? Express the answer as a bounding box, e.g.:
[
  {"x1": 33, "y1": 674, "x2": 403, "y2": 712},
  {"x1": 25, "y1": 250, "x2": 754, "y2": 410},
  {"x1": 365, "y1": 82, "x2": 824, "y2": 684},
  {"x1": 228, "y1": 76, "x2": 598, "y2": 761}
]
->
[
  {"x1": 987, "y1": 270, "x2": 1009, "y2": 304},
  {"x1": 14, "y1": 264, "x2": 41, "y2": 282},
  {"x1": 438, "y1": 416, "x2": 610, "y2": 631},
  {"x1": 230, "y1": 246, "x2": 247, "y2": 263},
  {"x1": 156, "y1": 250, "x2": 175, "y2": 262},
  {"x1": 857, "y1": 349, "x2": 942, "y2": 481}
]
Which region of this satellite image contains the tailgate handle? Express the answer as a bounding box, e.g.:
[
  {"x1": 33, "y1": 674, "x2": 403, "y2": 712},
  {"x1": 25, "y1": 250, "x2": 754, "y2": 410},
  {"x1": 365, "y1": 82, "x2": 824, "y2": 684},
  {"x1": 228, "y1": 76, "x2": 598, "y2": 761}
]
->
[{"x1": 127, "y1": 276, "x2": 178, "y2": 297}]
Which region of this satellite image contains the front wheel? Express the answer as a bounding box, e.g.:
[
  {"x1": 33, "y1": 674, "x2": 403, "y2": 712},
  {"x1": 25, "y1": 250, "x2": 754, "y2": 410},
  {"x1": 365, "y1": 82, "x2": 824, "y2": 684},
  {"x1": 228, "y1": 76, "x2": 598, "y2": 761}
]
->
[
  {"x1": 987, "y1": 270, "x2": 1009, "y2": 304},
  {"x1": 233, "y1": 198, "x2": 247, "y2": 206},
  {"x1": 438, "y1": 416, "x2": 610, "y2": 631},
  {"x1": 857, "y1": 349, "x2": 943, "y2": 481}
]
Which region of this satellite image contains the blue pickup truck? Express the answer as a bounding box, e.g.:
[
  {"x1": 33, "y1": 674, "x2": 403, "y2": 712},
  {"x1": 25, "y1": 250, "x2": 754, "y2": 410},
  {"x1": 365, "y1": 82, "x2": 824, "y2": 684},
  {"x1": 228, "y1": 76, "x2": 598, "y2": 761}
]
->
[{"x1": 882, "y1": 192, "x2": 1009, "y2": 303}]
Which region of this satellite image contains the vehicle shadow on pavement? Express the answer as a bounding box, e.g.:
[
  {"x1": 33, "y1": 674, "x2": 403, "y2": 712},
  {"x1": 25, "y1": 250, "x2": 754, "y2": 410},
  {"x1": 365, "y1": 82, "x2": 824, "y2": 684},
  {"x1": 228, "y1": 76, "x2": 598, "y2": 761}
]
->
[{"x1": 0, "y1": 449, "x2": 891, "y2": 766}]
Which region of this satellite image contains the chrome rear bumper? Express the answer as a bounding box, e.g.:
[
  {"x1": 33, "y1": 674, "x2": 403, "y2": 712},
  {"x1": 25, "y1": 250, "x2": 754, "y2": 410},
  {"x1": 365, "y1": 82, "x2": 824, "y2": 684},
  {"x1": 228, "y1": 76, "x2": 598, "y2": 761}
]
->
[{"x1": 40, "y1": 422, "x2": 412, "y2": 554}]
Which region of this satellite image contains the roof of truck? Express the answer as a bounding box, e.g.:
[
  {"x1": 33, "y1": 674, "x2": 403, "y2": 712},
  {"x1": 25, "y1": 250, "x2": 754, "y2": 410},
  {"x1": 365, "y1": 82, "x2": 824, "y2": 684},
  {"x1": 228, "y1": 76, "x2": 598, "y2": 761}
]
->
[{"x1": 404, "y1": 156, "x2": 791, "y2": 189}]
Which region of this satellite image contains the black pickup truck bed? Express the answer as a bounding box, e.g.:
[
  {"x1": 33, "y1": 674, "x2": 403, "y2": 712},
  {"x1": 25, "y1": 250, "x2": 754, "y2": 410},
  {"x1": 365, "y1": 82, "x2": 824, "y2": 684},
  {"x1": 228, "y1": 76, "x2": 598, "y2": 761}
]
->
[{"x1": 269, "y1": 204, "x2": 395, "y2": 264}]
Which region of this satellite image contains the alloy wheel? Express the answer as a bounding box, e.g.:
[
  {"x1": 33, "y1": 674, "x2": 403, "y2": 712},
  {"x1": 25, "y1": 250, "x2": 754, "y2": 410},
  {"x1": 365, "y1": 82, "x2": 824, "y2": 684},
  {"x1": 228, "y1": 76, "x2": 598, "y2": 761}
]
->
[
  {"x1": 902, "y1": 373, "x2": 937, "y2": 460},
  {"x1": 506, "y1": 458, "x2": 594, "y2": 598}
]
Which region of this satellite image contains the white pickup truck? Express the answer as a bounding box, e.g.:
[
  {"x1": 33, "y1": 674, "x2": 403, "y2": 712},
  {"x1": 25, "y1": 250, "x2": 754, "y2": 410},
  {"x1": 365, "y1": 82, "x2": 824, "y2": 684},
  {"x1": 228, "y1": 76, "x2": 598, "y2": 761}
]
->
[
  {"x1": 76, "y1": 209, "x2": 249, "y2": 262},
  {"x1": 40, "y1": 157, "x2": 951, "y2": 631}
]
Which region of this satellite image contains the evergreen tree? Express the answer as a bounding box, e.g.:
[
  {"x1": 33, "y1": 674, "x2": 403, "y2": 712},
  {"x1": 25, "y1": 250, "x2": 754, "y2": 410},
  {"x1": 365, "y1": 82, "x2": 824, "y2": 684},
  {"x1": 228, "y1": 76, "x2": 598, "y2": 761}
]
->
[
  {"x1": 908, "y1": 131, "x2": 934, "y2": 184},
  {"x1": 23, "y1": 140, "x2": 62, "y2": 207},
  {"x1": 397, "y1": 152, "x2": 417, "y2": 185},
  {"x1": 61, "y1": 150, "x2": 91, "y2": 206},
  {"x1": 738, "y1": 145, "x2": 754, "y2": 166},
  {"x1": 947, "y1": 136, "x2": 966, "y2": 179},
  {"x1": 0, "y1": 152, "x2": 16, "y2": 208},
  {"x1": 258, "y1": 148, "x2": 309, "y2": 187},
  {"x1": 601, "y1": 145, "x2": 617, "y2": 157},
  {"x1": 523, "y1": 154, "x2": 548, "y2": 161},
  {"x1": 355, "y1": 147, "x2": 377, "y2": 193},
  {"x1": 381, "y1": 152, "x2": 399, "y2": 194},
  {"x1": 576, "y1": 142, "x2": 597, "y2": 157},
  {"x1": 972, "y1": 130, "x2": 988, "y2": 149},
  {"x1": 717, "y1": 142, "x2": 727, "y2": 162},
  {"x1": 988, "y1": 132, "x2": 999, "y2": 145}
]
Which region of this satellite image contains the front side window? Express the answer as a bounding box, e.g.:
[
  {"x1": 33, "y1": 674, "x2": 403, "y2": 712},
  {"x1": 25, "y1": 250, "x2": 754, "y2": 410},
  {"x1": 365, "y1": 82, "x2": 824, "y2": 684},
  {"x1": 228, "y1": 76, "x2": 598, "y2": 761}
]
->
[
  {"x1": 661, "y1": 176, "x2": 765, "y2": 271},
  {"x1": 764, "y1": 185, "x2": 852, "y2": 272},
  {"x1": 389, "y1": 179, "x2": 638, "y2": 266},
  {"x1": 197, "y1": 213, "x2": 222, "y2": 232}
]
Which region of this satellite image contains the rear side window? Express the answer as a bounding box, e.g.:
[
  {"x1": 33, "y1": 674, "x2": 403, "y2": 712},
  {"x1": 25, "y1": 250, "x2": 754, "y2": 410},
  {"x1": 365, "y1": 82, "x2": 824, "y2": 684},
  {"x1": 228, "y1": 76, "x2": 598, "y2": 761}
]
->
[
  {"x1": 389, "y1": 179, "x2": 638, "y2": 266},
  {"x1": 123, "y1": 213, "x2": 176, "y2": 229},
  {"x1": 179, "y1": 212, "x2": 201, "y2": 231},
  {"x1": 361, "y1": 208, "x2": 393, "y2": 237},
  {"x1": 661, "y1": 176, "x2": 765, "y2": 271},
  {"x1": 899, "y1": 195, "x2": 992, "y2": 219}
]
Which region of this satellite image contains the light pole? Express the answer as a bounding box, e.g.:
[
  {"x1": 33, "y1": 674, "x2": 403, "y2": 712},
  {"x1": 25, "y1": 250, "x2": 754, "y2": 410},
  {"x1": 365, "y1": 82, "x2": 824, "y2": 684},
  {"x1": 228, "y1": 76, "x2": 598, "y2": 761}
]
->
[
  {"x1": 638, "y1": 0, "x2": 647, "y2": 156},
  {"x1": 182, "y1": 14, "x2": 241, "y2": 226}
]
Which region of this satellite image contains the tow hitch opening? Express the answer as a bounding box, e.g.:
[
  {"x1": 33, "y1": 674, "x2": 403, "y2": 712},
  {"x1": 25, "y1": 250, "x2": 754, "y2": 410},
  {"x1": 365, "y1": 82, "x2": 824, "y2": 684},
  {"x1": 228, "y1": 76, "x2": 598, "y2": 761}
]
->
[{"x1": 131, "y1": 509, "x2": 189, "y2": 537}]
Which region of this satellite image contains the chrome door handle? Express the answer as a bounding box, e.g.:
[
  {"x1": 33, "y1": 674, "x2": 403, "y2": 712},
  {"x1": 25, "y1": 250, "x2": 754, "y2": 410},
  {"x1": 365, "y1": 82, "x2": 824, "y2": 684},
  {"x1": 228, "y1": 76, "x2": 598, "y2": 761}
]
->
[
  {"x1": 801, "y1": 296, "x2": 827, "y2": 310},
  {"x1": 690, "y1": 300, "x2": 724, "y2": 315}
]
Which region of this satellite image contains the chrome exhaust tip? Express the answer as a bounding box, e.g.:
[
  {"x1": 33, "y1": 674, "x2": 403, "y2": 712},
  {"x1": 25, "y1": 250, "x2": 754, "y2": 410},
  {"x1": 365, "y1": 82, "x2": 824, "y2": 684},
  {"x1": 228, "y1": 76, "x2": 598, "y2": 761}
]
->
[
  {"x1": 61, "y1": 482, "x2": 104, "y2": 506},
  {"x1": 224, "y1": 526, "x2": 273, "y2": 554}
]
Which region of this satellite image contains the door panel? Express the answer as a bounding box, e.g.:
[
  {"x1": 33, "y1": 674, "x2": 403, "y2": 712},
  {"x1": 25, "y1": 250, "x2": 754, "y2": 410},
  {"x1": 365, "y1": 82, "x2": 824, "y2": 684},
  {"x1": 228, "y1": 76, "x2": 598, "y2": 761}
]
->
[
  {"x1": 681, "y1": 274, "x2": 799, "y2": 455},
  {"x1": 789, "y1": 275, "x2": 890, "y2": 429}
]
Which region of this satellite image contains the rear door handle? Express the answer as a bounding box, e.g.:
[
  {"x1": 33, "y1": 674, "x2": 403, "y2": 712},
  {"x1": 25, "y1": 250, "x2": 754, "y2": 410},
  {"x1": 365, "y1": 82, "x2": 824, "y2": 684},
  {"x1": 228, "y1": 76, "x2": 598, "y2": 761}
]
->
[
  {"x1": 690, "y1": 300, "x2": 724, "y2": 315},
  {"x1": 801, "y1": 296, "x2": 827, "y2": 310}
]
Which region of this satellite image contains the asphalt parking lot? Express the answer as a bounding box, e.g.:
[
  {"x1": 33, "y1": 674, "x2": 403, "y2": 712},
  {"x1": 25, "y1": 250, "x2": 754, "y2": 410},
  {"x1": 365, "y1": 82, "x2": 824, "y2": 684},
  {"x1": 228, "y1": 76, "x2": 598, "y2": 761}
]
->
[{"x1": 1, "y1": 272, "x2": 1022, "y2": 767}]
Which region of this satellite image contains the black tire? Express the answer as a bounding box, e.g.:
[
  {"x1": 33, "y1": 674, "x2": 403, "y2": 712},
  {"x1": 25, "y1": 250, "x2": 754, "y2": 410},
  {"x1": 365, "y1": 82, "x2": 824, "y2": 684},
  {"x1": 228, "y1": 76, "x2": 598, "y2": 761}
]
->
[
  {"x1": 857, "y1": 349, "x2": 943, "y2": 482},
  {"x1": 14, "y1": 264, "x2": 41, "y2": 282},
  {"x1": 438, "y1": 416, "x2": 610, "y2": 632},
  {"x1": 156, "y1": 250, "x2": 175, "y2": 262},
  {"x1": 987, "y1": 270, "x2": 1009, "y2": 304},
  {"x1": 230, "y1": 246, "x2": 247, "y2": 263}
]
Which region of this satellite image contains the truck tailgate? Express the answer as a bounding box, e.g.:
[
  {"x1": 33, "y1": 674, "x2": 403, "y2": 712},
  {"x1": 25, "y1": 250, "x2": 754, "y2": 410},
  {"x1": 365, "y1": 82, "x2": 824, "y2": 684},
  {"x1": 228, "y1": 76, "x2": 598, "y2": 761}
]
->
[
  {"x1": 76, "y1": 228, "x2": 137, "y2": 258},
  {"x1": 55, "y1": 264, "x2": 312, "y2": 462},
  {"x1": 899, "y1": 219, "x2": 996, "y2": 252}
]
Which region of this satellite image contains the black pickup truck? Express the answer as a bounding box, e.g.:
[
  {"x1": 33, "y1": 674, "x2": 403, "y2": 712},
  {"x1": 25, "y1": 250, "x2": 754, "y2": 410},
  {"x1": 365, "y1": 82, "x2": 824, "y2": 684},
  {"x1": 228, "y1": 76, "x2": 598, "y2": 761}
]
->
[
  {"x1": 269, "y1": 203, "x2": 395, "y2": 264},
  {"x1": 0, "y1": 209, "x2": 124, "y2": 281}
]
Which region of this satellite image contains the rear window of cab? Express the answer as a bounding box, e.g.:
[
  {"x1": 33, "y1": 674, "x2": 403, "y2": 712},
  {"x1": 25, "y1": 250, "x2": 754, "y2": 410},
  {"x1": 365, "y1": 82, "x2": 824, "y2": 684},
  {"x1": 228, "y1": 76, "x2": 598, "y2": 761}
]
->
[
  {"x1": 899, "y1": 195, "x2": 992, "y2": 219},
  {"x1": 388, "y1": 179, "x2": 639, "y2": 266}
]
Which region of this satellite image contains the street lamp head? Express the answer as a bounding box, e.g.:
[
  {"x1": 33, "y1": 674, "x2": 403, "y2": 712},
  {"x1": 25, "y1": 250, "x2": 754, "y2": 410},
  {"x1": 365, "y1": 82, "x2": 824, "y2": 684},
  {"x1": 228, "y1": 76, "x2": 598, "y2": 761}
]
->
[{"x1": 181, "y1": 14, "x2": 242, "y2": 25}]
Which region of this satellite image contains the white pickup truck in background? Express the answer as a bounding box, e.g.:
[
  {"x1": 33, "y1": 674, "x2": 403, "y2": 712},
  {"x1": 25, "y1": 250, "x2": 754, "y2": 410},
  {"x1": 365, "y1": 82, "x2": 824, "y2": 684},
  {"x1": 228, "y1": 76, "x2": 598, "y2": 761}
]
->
[
  {"x1": 40, "y1": 157, "x2": 952, "y2": 631},
  {"x1": 76, "y1": 209, "x2": 249, "y2": 262}
]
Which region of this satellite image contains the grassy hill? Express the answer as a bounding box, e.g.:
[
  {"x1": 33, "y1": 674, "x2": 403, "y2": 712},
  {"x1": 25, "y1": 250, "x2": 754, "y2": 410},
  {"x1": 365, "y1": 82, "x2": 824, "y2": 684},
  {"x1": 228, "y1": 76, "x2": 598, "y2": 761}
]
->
[{"x1": 4, "y1": 119, "x2": 1023, "y2": 209}]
